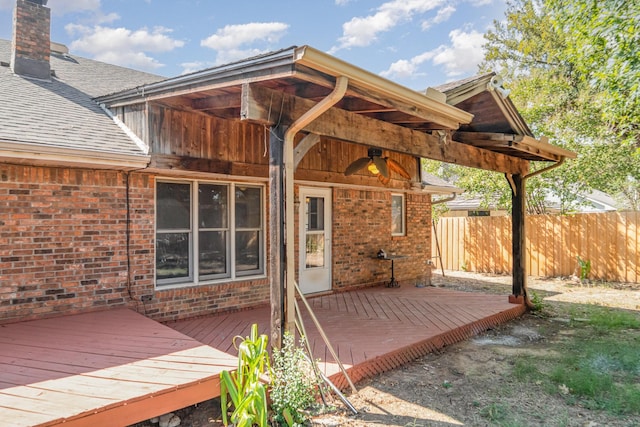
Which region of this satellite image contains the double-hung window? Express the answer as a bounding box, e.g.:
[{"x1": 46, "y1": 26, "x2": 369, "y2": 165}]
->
[
  {"x1": 155, "y1": 180, "x2": 264, "y2": 287},
  {"x1": 391, "y1": 193, "x2": 406, "y2": 236}
]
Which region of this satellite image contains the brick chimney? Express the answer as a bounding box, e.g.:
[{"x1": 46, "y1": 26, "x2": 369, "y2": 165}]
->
[{"x1": 11, "y1": 0, "x2": 51, "y2": 79}]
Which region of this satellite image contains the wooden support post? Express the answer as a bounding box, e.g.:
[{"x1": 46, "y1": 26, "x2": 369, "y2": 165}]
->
[
  {"x1": 511, "y1": 173, "x2": 527, "y2": 300},
  {"x1": 269, "y1": 125, "x2": 286, "y2": 349}
]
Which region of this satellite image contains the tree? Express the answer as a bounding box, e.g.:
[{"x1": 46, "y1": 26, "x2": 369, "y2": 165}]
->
[{"x1": 428, "y1": 0, "x2": 640, "y2": 212}]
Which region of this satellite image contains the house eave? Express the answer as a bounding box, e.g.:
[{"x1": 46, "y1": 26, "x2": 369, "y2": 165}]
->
[
  {"x1": 292, "y1": 46, "x2": 473, "y2": 128},
  {"x1": 0, "y1": 141, "x2": 150, "y2": 170},
  {"x1": 95, "y1": 45, "x2": 473, "y2": 130}
]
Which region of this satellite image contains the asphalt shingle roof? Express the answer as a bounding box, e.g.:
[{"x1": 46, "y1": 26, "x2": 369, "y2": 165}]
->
[{"x1": 0, "y1": 39, "x2": 164, "y2": 162}]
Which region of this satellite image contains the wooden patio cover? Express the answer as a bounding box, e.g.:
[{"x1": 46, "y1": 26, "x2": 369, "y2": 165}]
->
[{"x1": 98, "y1": 45, "x2": 575, "y2": 336}]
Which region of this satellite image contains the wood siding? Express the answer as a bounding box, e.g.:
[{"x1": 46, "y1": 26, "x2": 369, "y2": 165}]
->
[{"x1": 433, "y1": 212, "x2": 639, "y2": 283}]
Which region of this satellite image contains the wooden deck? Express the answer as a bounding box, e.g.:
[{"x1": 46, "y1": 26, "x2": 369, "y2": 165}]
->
[
  {"x1": 0, "y1": 308, "x2": 236, "y2": 427},
  {"x1": 169, "y1": 285, "x2": 526, "y2": 390},
  {"x1": 0, "y1": 286, "x2": 524, "y2": 426}
]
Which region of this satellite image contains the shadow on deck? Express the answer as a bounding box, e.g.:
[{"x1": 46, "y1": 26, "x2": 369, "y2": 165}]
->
[{"x1": 0, "y1": 286, "x2": 525, "y2": 426}]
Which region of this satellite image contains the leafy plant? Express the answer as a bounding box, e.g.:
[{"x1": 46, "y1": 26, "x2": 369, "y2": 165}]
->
[
  {"x1": 270, "y1": 332, "x2": 319, "y2": 426},
  {"x1": 576, "y1": 256, "x2": 591, "y2": 282},
  {"x1": 530, "y1": 291, "x2": 546, "y2": 312},
  {"x1": 220, "y1": 324, "x2": 271, "y2": 427}
]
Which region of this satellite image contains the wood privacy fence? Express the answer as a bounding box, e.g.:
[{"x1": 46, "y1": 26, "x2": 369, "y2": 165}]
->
[{"x1": 432, "y1": 211, "x2": 639, "y2": 283}]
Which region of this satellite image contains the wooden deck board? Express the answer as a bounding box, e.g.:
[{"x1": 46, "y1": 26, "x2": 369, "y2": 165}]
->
[
  {"x1": 1, "y1": 286, "x2": 524, "y2": 426},
  {"x1": 169, "y1": 285, "x2": 525, "y2": 390},
  {"x1": 0, "y1": 309, "x2": 236, "y2": 427}
]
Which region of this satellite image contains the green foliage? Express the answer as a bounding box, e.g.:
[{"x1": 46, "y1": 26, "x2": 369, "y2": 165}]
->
[
  {"x1": 576, "y1": 256, "x2": 591, "y2": 281},
  {"x1": 477, "y1": 0, "x2": 640, "y2": 211},
  {"x1": 584, "y1": 306, "x2": 640, "y2": 331},
  {"x1": 529, "y1": 291, "x2": 545, "y2": 312},
  {"x1": 220, "y1": 324, "x2": 271, "y2": 427},
  {"x1": 270, "y1": 332, "x2": 319, "y2": 427}
]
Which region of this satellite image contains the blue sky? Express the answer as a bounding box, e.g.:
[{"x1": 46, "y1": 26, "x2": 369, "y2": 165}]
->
[{"x1": 0, "y1": 0, "x2": 507, "y2": 90}]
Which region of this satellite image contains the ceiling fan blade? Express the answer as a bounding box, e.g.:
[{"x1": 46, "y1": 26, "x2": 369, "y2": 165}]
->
[
  {"x1": 387, "y1": 158, "x2": 411, "y2": 179},
  {"x1": 344, "y1": 157, "x2": 371, "y2": 175},
  {"x1": 373, "y1": 156, "x2": 389, "y2": 177}
]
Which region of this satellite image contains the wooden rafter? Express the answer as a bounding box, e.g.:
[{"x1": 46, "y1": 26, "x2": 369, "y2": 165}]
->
[
  {"x1": 241, "y1": 83, "x2": 529, "y2": 175},
  {"x1": 454, "y1": 131, "x2": 575, "y2": 162}
]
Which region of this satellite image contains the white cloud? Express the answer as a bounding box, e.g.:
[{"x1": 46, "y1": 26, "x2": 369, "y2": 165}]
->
[
  {"x1": 381, "y1": 51, "x2": 434, "y2": 79},
  {"x1": 66, "y1": 24, "x2": 184, "y2": 71},
  {"x1": 421, "y1": 5, "x2": 456, "y2": 30},
  {"x1": 200, "y1": 22, "x2": 288, "y2": 65},
  {"x1": 428, "y1": 28, "x2": 486, "y2": 77},
  {"x1": 381, "y1": 28, "x2": 485, "y2": 80},
  {"x1": 330, "y1": 0, "x2": 445, "y2": 52}
]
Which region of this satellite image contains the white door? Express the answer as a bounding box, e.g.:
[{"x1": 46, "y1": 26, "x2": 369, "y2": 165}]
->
[{"x1": 299, "y1": 187, "x2": 332, "y2": 294}]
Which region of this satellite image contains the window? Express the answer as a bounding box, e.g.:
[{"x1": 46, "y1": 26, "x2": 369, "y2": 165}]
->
[
  {"x1": 156, "y1": 180, "x2": 264, "y2": 287},
  {"x1": 391, "y1": 193, "x2": 405, "y2": 236}
]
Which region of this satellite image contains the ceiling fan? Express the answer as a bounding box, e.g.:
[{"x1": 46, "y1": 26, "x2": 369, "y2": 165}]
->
[{"x1": 344, "y1": 147, "x2": 411, "y2": 183}]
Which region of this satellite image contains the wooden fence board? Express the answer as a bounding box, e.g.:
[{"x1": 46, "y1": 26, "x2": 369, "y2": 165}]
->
[{"x1": 435, "y1": 212, "x2": 639, "y2": 283}]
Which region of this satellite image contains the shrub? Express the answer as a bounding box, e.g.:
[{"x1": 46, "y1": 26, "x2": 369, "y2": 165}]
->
[{"x1": 270, "y1": 332, "x2": 319, "y2": 426}]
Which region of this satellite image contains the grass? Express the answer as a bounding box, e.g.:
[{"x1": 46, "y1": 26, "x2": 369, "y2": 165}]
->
[{"x1": 510, "y1": 304, "x2": 640, "y2": 416}]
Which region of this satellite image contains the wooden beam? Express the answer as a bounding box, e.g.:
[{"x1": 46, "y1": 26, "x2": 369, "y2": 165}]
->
[
  {"x1": 241, "y1": 83, "x2": 529, "y2": 175},
  {"x1": 511, "y1": 173, "x2": 527, "y2": 299},
  {"x1": 455, "y1": 131, "x2": 575, "y2": 162},
  {"x1": 268, "y1": 125, "x2": 286, "y2": 350},
  {"x1": 192, "y1": 93, "x2": 241, "y2": 111},
  {"x1": 148, "y1": 154, "x2": 268, "y2": 177},
  {"x1": 293, "y1": 133, "x2": 321, "y2": 169}
]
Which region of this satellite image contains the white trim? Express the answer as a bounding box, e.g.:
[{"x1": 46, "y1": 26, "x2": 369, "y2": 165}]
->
[
  {"x1": 0, "y1": 141, "x2": 149, "y2": 170},
  {"x1": 391, "y1": 193, "x2": 406, "y2": 236},
  {"x1": 99, "y1": 103, "x2": 150, "y2": 154},
  {"x1": 154, "y1": 177, "x2": 266, "y2": 289}
]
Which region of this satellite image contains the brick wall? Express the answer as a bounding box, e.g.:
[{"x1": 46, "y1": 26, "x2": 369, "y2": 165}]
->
[
  {"x1": 332, "y1": 188, "x2": 432, "y2": 290},
  {"x1": 1, "y1": 163, "x2": 430, "y2": 324},
  {"x1": 0, "y1": 164, "x2": 271, "y2": 324},
  {"x1": 0, "y1": 165, "x2": 135, "y2": 323}
]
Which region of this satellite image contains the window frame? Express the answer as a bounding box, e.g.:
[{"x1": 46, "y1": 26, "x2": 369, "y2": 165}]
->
[
  {"x1": 155, "y1": 178, "x2": 265, "y2": 288},
  {"x1": 391, "y1": 193, "x2": 406, "y2": 236}
]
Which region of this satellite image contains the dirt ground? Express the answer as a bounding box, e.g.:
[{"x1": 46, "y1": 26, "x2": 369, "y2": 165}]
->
[{"x1": 135, "y1": 272, "x2": 640, "y2": 427}]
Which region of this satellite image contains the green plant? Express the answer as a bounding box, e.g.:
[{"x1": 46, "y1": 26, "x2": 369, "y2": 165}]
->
[
  {"x1": 270, "y1": 332, "x2": 319, "y2": 427},
  {"x1": 479, "y1": 402, "x2": 508, "y2": 422},
  {"x1": 220, "y1": 324, "x2": 271, "y2": 427},
  {"x1": 576, "y1": 256, "x2": 591, "y2": 282},
  {"x1": 512, "y1": 357, "x2": 541, "y2": 381},
  {"x1": 586, "y1": 307, "x2": 640, "y2": 331},
  {"x1": 530, "y1": 291, "x2": 546, "y2": 312},
  {"x1": 509, "y1": 304, "x2": 640, "y2": 416}
]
